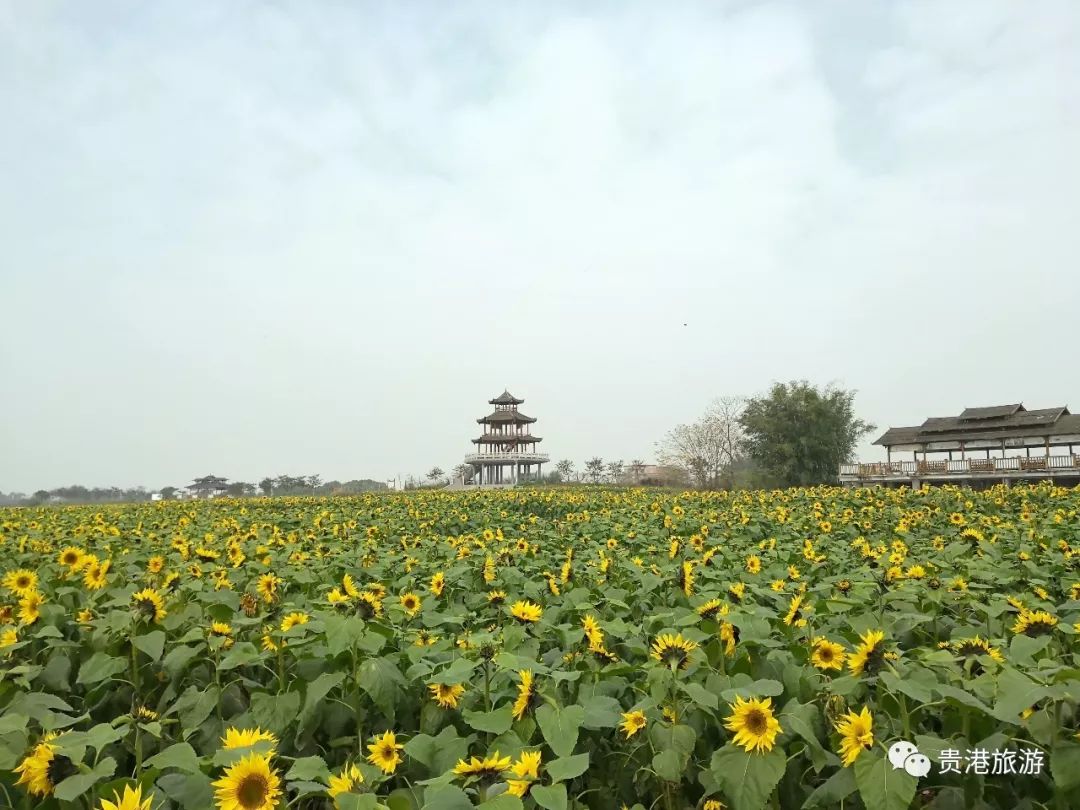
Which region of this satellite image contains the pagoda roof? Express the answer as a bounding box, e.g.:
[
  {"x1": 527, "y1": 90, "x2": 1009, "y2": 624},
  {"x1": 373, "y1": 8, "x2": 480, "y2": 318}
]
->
[
  {"x1": 489, "y1": 390, "x2": 524, "y2": 405},
  {"x1": 477, "y1": 410, "x2": 536, "y2": 424},
  {"x1": 472, "y1": 434, "x2": 542, "y2": 444}
]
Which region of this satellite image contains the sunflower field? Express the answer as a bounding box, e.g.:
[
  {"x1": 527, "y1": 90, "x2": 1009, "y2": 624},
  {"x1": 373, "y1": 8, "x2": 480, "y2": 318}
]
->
[{"x1": 1, "y1": 483, "x2": 1080, "y2": 810}]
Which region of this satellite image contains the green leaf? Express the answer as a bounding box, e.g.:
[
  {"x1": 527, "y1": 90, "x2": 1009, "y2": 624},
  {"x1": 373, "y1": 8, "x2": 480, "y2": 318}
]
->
[
  {"x1": 535, "y1": 704, "x2": 585, "y2": 758},
  {"x1": 133, "y1": 630, "x2": 166, "y2": 662},
  {"x1": 39, "y1": 654, "x2": 72, "y2": 691},
  {"x1": 299, "y1": 672, "x2": 346, "y2": 732},
  {"x1": 709, "y1": 745, "x2": 786, "y2": 810},
  {"x1": 250, "y1": 690, "x2": 301, "y2": 735},
  {"x1": 648, "y1": 723, "x2": 696, "y2": 757},
  {"x1": 720, "y1": 679, "x2": 784, "y2": 702},
  {"x1": 358, "y1": 657, "x2": 404, "y2": 721},
  {"x1": 324, "y1": 614, "x2": 367, "y2": 656},
  {"x1": 421, "y1": 785, "x2": 475, "y2": 810},
  {"x1": 429, "y1": 657, "x2": 477, "y2": 686},
  {"x1": 218, "y1": 641, "x2": 262, "y2": 670},
  {"x1": 53, "y1": 723, "x2": 124, "y2": 761},
  {"x1": 145, "y1": 742, "x2": 202, "y2": 774},
  {"x1": 174, "y1": 685, "x2": 221, "y2": 734},
  {"x1": 579, "y1": 695, "x2": 623, "y2": 728},
  {"x1": 157, "y1": 772, "x2": 215, "y2": 809},
  {"x1": 530, "y1": 783, "x2": 568, "y2": 810},
  {"x1": 853, "y1": 749, "x2": 918, "y2": 810},
  {"x1": 803, "y1": 766, "x2": 857, "y2": 807},
  {"x1": 338, "y1": 795, "x2": 382, "y2": 810},
  {"x1": 76, "y1": 652, "x2": 127, "y2": 685},
  {"x1": 679, "y1": 681, "x2": 719, "y2": 710},
  {"x1": 53, "y1": 756, "x2": 116, "y2": 802},
  {"x1": 481, "y1": 795, "x2": 523, "y2": 809},
  {"x1": 405, "y1": 727, "x2": 473, "y2": 776},
  {"x1": 993, "y1": 666, "x2": 1049, "y2": 722},
  {"x1": 286, "y1": 755, "x2": 332, "y2": 783},
  {"x1": 1051, "y1": 741, "x2": 1080, "y2": 792},
  {"x1": 162, "y1": 645, "x2": 201, "y2": 678},
  {"x1": 652, "y1": 749, "x2": 684, "y2": 781},
  {"x1": 462, "y1": 705, "x2": 514, "y2": 735},
  {"x1": 546, "y1": 752, "x2": 589, "y2": 782}
]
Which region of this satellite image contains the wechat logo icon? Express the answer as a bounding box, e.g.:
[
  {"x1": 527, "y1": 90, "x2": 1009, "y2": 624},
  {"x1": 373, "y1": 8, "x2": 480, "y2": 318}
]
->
[{"x1": 888, "y1": 741, "x2": 932, "y2": 778}]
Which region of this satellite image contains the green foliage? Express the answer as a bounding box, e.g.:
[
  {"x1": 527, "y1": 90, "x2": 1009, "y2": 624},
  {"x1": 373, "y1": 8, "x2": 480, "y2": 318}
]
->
[{"x1": 739, "y1": 380, "x2": 874, "y2": 486}]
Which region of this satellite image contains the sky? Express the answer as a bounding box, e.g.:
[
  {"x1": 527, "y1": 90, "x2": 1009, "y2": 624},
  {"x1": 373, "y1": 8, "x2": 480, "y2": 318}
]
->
[{"x1": 2, "y1": 0, "x2": 1079, "y2": 493}]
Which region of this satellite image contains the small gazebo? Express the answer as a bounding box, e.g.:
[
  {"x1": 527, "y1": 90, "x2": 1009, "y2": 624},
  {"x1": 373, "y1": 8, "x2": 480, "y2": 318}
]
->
[{"x1": 464, "y1": 391, "x2": 550, "y2": 485}]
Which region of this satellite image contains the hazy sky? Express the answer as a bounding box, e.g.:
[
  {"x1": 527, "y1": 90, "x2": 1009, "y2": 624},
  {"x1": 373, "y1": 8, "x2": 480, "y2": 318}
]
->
[{"x1": 2, "y1": 1, "x2": 1079, "y2": 492}]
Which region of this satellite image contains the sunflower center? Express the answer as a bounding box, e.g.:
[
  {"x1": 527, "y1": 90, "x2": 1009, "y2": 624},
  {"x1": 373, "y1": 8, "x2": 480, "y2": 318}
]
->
[
  {"x1": 237, "y1": 774, "x2": 268, "y2": 809},
  {"x1": 819, "y1": 648, "x2": 835, "y2": 662},
  {"x1": 745, "y1": 709, "x2": 768, "y2": 735},
  {"x1": 16, "y1": 576, "x2": 31, "y2": 588}
]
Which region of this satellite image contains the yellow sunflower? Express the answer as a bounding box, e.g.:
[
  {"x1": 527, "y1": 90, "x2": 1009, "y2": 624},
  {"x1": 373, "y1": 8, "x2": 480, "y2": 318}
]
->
[
  {"x1": 280, "y1": 612, "x2": 309, "y2": 633},
  {"x1": 256, "y1": 574, "x2": 281, "y2": 604},
  {"x1": 429, "y1": 682, "x2": 465, "y2": 709},
  {"x1": 222, "y1": 727, "x2": 278, "y2": 751},
  {"x1": 131, "y1": 589, "x2": 167, "y2": 623},
  {"x1": 724, "y1": 695, "x2": 782, "y2": 754},
  {"x1": 650, "y1": 633, "x2": 698, "y2": 671},
  {"x1": 810, "y1": 638, "x2": 846, "y2": 672},
  {"x1": 18, "y1": 590, "x2": 44, "y2": 625},
  {"x1": 696, "y1": 598, "x2": 724, "y2": 620},
  {"x1": 14, "y1": 732, "x2": 73, "y2": 797},
  {"x1": 366, "y1": 731, "x2": 404, "y2": 775},
  {"x1": 400, "y1": 592, "x2": 421, "y2": 616},
  {"x1": 430, "y1": 572, "x2": 445, "y2": 597},
  {"x1": 510, "y1": 600, "x2": 543, "y2": 623},
  {"x1": 836, "y1": 706, "x2": 874, "y2": 766},
  {"x1": 783, "y1": 594, "x2": 808, "y2": 628},
  {"x1": 58, "y1": 547, "x2": 84, "y2": 569},
  {"x1": 620, "y1": 710, "x2": 647, "y2": 738},
  {"x1": 453, "y1": 751, "x2": 512, "y2": 779},
  {"x1": 327, "y1": 763, "x2": 363, "y2": 808},
  {"x1": 99, "y1": 783, "x2": 155, "y2": 810},
  {"x1": 84, "y1": 559, "x2": 111, "y2": 591},
  {"x1": 1012, "y1": 609, "x2": 1058, "y2": 637},
  {"x1": 848, "y1": 630, "x2": 887, "y2": 677},
  {"x1": 745, "y1": 556, "x2": 762, "y2": 574},
  {"x1": 0, "y1": 627, "x2": 18, "y2": 648},
  {"x1": 212, "y1": 752, "x2": 282, "y2": 810},
  {"x1": 512, "y1": 669, "x2": 535, "y2": 720},
  {"x1": 507, "y1": 750, "x2": 541, "y2": 797},
  {"x1": 2, "y1": 569, "x2": 37, "y2": 597}
]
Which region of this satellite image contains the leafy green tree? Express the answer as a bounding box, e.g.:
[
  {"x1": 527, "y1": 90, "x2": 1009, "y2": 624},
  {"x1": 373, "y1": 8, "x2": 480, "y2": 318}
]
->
[
  {"x1": 584, "y1": 457, "x2": 605, "y2": 483},
  {"x1": 738, "y1": 381, "x2": 874, "y2": 487}
]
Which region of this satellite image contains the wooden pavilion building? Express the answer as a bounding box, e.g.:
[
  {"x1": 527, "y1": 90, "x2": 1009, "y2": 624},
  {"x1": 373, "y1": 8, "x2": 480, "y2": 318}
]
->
[
  {"x1": 840, "y1": 403, "x2": 1080, "y2": 488},
  {"x1": 465, "y1": 391, "x2": 549, "y2": 486}
]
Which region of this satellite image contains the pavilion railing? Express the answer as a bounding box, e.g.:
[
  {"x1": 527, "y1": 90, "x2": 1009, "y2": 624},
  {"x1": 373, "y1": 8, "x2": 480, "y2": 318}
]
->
[{"x1": 840, "y1": 455, "x2": 1080, "y2": 479}]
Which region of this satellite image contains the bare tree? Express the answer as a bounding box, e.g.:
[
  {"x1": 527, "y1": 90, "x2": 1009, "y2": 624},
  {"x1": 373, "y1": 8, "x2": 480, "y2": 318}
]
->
[
  {"x1": 584, "y1": 457, "x2": 605, "y2": 483},
  {"x1": 555, "y1": 459, "x2": 575, "y2": 483},
  {"x1": 656, "y1": 396, "x2": 746, "y2": 489},
  {"x1": 605, "y1": 459, "x2": 624, "y2": 484},
  {"x1": 628, "y1": 459, "x2": 646, "y2": 483}
]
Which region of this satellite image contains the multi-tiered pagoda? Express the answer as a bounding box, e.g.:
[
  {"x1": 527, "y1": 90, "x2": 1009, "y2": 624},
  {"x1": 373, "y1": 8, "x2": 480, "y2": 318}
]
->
[{"x1": 465, "y1": 390, "x2": 549, "y2": 485}]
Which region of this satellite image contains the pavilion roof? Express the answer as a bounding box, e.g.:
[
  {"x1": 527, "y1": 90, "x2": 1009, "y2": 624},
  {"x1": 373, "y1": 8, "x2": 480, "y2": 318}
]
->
[
  {"x1": 489, "y1": 390, "x2": 524, "y2": 405},
  {"x1": 477, "y1": 410, "x2": 536, "y2": 424},
  {"x1": 874, "y1": 404, "x2": 1078, "y2": 446}
]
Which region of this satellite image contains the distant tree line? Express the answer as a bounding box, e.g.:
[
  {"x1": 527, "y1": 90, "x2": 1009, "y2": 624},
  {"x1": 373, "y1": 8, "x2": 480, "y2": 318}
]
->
[{"x1": 0, "y1": 473, "x2": 388, "y2": 505}]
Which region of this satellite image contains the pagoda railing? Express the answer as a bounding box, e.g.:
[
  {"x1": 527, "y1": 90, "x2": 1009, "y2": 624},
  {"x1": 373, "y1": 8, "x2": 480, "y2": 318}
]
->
[{"x1": 465, "y1": 452, "x2": 550, "y2": 464}]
